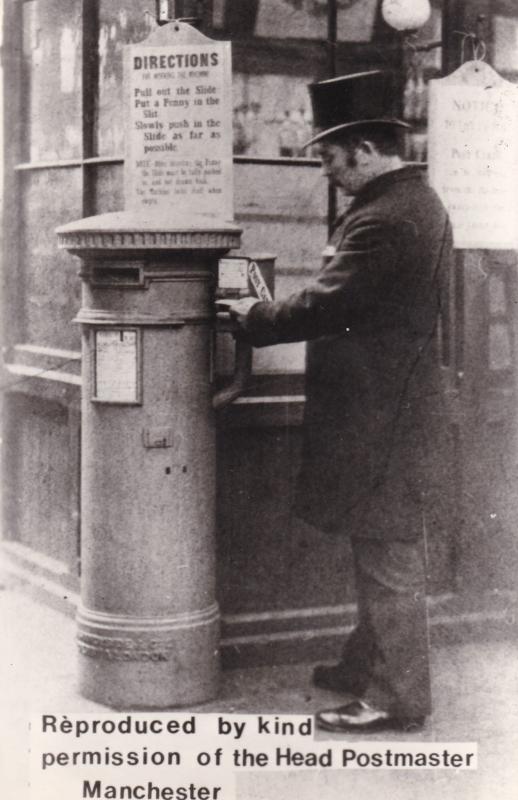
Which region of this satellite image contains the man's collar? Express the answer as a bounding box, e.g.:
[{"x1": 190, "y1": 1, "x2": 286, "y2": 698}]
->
[{"x1": 349, "y1": 165, "x2": 424, "y2": 209}]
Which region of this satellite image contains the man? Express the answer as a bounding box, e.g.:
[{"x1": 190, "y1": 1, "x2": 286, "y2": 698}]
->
[{"x1": 226, "y1": 71, "x2": 453, "y2": 733}]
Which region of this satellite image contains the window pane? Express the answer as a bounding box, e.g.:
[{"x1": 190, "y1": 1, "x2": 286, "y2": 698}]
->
[
  {"x1": 408, "y1": 5, "x2": 443, "y2": 71},
  {"x1": 92, "y1": 164, "x2": 125, "y2": 215},
  {"x1": 337, "y1": 0, "x2": 380, "y2": 42},
  {"x1": 255, "y1": 0, "x2": 327, "y2": 39},
  {"x1": 400, "y1": 6, "x2": 442, "y2": 163},
  {"x1": 20, "y1": 169, "x2": 83, "y2": 349},
  {"x1": 255, "y1": 0, "x2": 377, "y2": 43},
  {"x1": 494, "y1": 15, "x2": 518, "y2": 73},
  {"x1": 232, "y1": 73, "x2": 316, "y2": 158},
  {"x1": 97, "y1": 0, "x2": 160, "y2": 156},
  {"x1": 22, "y1": 0, "x2": 82, "y2": 162}
]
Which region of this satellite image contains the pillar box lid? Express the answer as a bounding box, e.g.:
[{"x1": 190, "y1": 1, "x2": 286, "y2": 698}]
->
[{"x1": 56, "y1": 211, "x2": 242, "y2": 253}]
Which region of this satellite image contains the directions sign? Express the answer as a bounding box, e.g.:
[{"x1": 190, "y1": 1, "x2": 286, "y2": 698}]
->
[{"x1": 124, "y1": 24, "x2": 233, "y2": 221}]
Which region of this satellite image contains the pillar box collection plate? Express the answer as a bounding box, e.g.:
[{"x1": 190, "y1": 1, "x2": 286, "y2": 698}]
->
[{"x1": 56, "y1": 21, "x2": 242, "y2": 709}]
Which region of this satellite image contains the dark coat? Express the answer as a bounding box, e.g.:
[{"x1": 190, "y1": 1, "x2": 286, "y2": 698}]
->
[{"x1": 244, "y1": 166, "x2": 453, "y2": 539}]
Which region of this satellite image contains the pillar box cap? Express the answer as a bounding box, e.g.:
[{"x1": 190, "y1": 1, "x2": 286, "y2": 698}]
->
[{"x1": 56, "y1": 211, "x2": 242, "y2": 253}]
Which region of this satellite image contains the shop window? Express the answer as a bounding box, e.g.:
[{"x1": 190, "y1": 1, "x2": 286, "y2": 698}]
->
[
  {"x1": 400, "y1": 5, "x2": 442, "y2": 163},
  {"x1": 255, "y1": 0, "x2": 326, "y2": 39},
  {"x1": 493, "y1": 15, "x2": 518, "y2": 74},
  {"x1": 20, "y1": 168, "x2": 83, "y2": 348},
  {"x1": 255, "y1": 0, "x2": 374, "y2": 41},
  {"x1": 21, "y1": 0, "x2": 83, "y2": 162},
  {"x1": 230, "y1": 0, "x2": 381, "y2": 159},
  {"x1": 246, "y1": 0, "x2": 379, "y2": 41},
  {"x1": 232, "y1": 74, "x2": 316, "y2": 158},
  {"x1": 337, "y1": 0, "x2": 382, "y2": 41},
  {"x1": 96, "y1": 1, "x2": 323, "y2": 160},
  {"x1": 95, "y1": 0, "x2": 444, "y2": 162},
  {"x1": 228, "y1": 1, "x2": 443, "y2": 161},
  {"x1": 97, "y1": 0, "x2": 160, "y2": 157}
]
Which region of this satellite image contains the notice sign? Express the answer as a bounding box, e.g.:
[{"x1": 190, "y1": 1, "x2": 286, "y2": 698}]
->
[
  {"x1": 428, "y1": 61, "x2": 518, "y2": 249},
  {"x1": 218, "y1": 258, "x2": 249, "y2": 292},
  {"x1": 93, "y1": 329, "x2": 141, "y2": 404},
  {"x1": 125, "y1": 24, "x2": 233, "y2": 221}
]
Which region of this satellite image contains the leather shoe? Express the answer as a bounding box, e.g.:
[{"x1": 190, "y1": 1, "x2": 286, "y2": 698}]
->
[
  {"x1": 312, "y1": 663, "x2": 365, "y2": 695},
  {"x1": 316, "y1": 699, "x2": 425, "y2": 733}
]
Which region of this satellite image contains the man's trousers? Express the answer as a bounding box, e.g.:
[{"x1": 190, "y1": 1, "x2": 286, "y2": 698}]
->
[{"x1": 341, "y1": 537, "x2": 432, "y2": 719}]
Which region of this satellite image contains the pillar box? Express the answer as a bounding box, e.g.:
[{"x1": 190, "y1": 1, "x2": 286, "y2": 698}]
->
[{"x1": 56, "y1": 21, "x2": 241, "y2": 708}]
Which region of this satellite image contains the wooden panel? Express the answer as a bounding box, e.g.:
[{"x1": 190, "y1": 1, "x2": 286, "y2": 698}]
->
[
  {"x1": 455, "y1": 252, "x2": 518, "y2": 592},
  {"x1": 216, "y1": 422, "x2": 455, "y2": 618},
  {"x1": 216, "y1": 424, "x2": 356, "y2": 613},
  {"x1": 3, "y1": 392, "x2": 80, "y2": 573}
]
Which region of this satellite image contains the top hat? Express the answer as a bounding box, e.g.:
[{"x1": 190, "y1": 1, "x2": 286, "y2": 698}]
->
[{"x1": 303, "y1": 70, "x2": 409, "y2": 150}]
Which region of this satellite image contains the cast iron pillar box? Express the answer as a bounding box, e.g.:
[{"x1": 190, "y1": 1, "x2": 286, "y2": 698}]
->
[
  {"x1": 57, "y1": 19, "x2": 244, "y2": 708},
  {"x1": 57, "y1": 213, "x2": 241, "y2": 708}
]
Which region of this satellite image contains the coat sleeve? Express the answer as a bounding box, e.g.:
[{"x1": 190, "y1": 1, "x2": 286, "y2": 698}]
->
[{"x1": 242, "y1": 217, "x2": 402, "y2": 347}]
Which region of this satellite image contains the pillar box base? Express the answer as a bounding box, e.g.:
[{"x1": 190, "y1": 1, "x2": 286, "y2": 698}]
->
[
  {"x1": 77, "y1": 604, "x2": 220, "y2": 708},
  {"x1": 57, "y1": 212, "x2": 241, "y2": 709}
]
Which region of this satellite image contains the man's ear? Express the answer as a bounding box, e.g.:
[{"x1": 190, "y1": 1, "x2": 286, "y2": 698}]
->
[{"x1": 356, "y1": 139, "x2": 376, "y2": 158}]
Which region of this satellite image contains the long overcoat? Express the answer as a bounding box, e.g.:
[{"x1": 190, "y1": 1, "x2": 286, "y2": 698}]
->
[{"x1": 243, "y1": 166, "x2": 453, "y2": 540}]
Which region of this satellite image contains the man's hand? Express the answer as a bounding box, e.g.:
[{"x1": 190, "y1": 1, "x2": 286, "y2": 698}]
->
[{"x1": 218, "y1": 296, "x2": 261, "y2": 329}]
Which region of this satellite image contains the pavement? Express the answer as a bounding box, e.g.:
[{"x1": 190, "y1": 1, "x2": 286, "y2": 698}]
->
[{"x1": 1, "y1": 572, "x2": 518, "y2": 800}]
